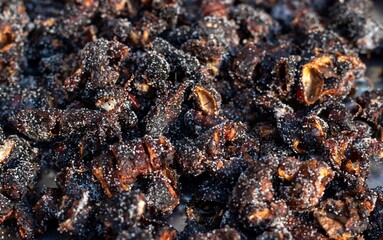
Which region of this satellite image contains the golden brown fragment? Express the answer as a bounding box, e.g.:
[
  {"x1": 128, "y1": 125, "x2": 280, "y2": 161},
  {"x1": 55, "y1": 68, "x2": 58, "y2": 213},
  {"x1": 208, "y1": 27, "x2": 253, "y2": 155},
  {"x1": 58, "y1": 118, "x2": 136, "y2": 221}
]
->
[
  {"x1": 0, "y1": 25, "x2": 15, "y2": 52},
  {"x1": 194, "y1": 85, "x2": 218, "y2": 116},
  {"x1": 158, "y1": 228, "x2": 177, "y2": 240},
  {"x1": 0, "y1": 139, "x2": 15, "y2": 164},
  {"x1": 298, "y1": 55, "x2": 338, "y2": 105},
  {"x1": 298, "y1": 64, "x2": 324, "y2": 105}
]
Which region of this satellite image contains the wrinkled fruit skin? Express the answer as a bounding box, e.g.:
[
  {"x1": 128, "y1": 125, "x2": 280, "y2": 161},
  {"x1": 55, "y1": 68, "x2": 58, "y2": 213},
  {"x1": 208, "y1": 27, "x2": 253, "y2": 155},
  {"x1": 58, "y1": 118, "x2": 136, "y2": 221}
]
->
[{"x1": 0, "y1": 0, "x2": 382, "y2": 239}]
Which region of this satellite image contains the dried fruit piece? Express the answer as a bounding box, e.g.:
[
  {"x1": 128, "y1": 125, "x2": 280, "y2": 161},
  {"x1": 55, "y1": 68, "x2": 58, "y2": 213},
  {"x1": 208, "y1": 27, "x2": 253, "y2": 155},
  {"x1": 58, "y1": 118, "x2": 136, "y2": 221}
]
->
[
  {"x1": 298, "y1": 115, "x2": 328, "y2": 151},
  {"x1": 186, "y1": 183, "x2": 228, "y2": 226},
  {"x1": 58, "y1": 191, "x2": 92, "y2": 236},
  {"x1": 365, "y1": 188, "x2": 383, "y2": 239},
  {"x1": 145, "y1": 171, "x2": 179, "y2": 215},
  {"x1": 230, "y1": 165, "x2": 288, "y2": 230},
  {"x1": 231, "y1": 43, "x2": 261, "y2": 87},
  {"x1": 285, "y1": 215, "x2": 328, "y2": 240},
  {"x1": 14, "y1": 204, "x2": 36, "y2": 239},
  {"x1": 33, "y1": 189, "x2": 60, "y2": 233},
  {"x1": 143, "y1": 135, "x2": 175, "y2": 169},
  {"x1": 188, "y1": 227, "x2": 241, "y2": 240},
  {"x1": 287, "y1": 160, "x2": 333, "y2": 210},
  {"x1": 314, "y1": 192, "x2": 376, "y2": 239},
  {"x1": 0, "y1": 0, "x2": 381, "y2": 238},
  {"x1": 96, "y1": 190, "x2": 146, "y2": 233},
  {"x1": 297, "y1": 55, "x2": 343, "y2": 105},
  {"x1": 277, "y1": 157, "x2": 301, "y2": 181},
  {"x1": 145, "y1": 81, "x2": 190, "y2": 135},
  {"x1": 0, "y1": 193, "x2": 13, "y2": 224}
]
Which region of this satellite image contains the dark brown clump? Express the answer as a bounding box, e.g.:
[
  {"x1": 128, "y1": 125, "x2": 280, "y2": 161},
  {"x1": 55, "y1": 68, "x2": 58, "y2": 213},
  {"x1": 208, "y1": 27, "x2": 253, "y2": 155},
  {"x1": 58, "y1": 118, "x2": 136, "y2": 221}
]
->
[{"x1": 0, "y1": 0, "x2": 382, "y2": 239}]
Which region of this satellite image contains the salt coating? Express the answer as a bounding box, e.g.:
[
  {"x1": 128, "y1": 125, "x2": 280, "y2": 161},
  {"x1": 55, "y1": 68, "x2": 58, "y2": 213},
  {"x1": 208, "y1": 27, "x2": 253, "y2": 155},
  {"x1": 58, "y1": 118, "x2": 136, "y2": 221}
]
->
[{"x1": 0, "y1": 0, "x2": 382, "y2": 239}]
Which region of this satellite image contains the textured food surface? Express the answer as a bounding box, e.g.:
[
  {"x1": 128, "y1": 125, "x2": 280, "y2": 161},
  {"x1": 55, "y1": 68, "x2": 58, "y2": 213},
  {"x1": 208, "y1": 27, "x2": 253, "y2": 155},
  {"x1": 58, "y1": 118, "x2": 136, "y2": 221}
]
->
[{"x1": 0, "y1": 0, "x2": 382, "y2": 239}]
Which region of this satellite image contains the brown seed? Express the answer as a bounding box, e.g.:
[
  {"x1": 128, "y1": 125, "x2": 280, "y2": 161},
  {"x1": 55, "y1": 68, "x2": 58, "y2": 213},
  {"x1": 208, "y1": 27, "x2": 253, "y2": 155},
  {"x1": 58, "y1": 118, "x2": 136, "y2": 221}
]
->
[
  {"x1": 194, "y1": 85, "x2": 218, "y2": 116},
  {"x1": 298, "y1": 55, "x2": 337, "y2": 105},
  {"x1": 298, "y1": 65, "x2": 324, "y2": 105}
]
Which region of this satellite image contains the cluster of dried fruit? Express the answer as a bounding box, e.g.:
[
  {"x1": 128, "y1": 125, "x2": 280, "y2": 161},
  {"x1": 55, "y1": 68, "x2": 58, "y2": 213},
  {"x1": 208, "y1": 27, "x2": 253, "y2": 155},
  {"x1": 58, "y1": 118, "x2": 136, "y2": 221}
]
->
[{"x1": 0, "y1": 0, "x2": 382, "y2": 239}]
